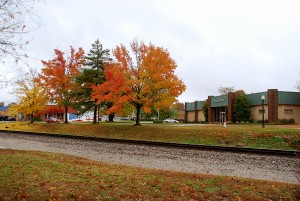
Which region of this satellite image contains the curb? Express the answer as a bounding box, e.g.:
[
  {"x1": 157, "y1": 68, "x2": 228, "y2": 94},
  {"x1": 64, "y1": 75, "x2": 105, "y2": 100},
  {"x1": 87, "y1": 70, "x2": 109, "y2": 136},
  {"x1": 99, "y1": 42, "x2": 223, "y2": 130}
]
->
[{"x1": 0, "y1": 129, "x2": 299, "y2": 157}]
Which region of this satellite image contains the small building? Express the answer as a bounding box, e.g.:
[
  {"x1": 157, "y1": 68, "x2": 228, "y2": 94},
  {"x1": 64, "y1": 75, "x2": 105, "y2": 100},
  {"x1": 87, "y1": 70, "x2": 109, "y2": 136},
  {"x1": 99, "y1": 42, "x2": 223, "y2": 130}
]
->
[
  {"x1": 41, "y1": 105, "x2": 78, "y2": 121},
  {"x1": 185, "y1": 101, "x2": 206, "y2": 122},
  {"x1": 0, "y1": 106, "x2": 8, "y2": 116},
  {"x1": 185, "y1": 89, "x2": 300, "y2": 124}
]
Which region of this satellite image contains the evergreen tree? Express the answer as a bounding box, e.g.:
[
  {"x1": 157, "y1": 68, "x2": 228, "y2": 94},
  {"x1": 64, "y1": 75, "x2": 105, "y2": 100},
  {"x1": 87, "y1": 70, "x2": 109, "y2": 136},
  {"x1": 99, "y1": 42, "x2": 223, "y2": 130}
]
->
[
  {"x1": 202, "y1": 100, "x2": 208, "y2": 122},
  {"x1": 73, "y1": 39, "x2": 111, "y2": 123},
  {"x1": 233, "y1": 90, "x2": 251, "y2": 122},
  {"x1": 72, "y1": 68, "x2": 99, "y2": 115}
]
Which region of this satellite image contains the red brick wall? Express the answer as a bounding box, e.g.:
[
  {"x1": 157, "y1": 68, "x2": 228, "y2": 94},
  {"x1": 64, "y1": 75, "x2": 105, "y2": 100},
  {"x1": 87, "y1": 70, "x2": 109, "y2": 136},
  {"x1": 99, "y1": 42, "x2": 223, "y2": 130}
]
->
[
  {"x1": 267, "y1": 89, "x2": 278, "y2": 123},
  {"x1": 184, "y1": 102, "x2": 188, "y2": 123}
]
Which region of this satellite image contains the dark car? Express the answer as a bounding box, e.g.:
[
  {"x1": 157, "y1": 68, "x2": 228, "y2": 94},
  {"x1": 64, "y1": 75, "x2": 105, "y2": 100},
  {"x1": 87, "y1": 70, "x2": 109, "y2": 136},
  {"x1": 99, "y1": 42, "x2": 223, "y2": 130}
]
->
[
  {"x1": 7, "y1": 116, "x2": 16, "y2": 121},
  {"x1": 0, "y1": 116, "x2": 16, "y2": 121}
]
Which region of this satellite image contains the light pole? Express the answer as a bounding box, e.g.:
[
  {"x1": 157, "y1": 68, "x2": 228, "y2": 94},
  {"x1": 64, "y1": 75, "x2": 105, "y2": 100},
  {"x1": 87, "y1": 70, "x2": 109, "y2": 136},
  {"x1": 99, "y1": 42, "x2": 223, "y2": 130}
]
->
[{"x1": 261, "y1": 95, "x2": 265, "y2": 128}]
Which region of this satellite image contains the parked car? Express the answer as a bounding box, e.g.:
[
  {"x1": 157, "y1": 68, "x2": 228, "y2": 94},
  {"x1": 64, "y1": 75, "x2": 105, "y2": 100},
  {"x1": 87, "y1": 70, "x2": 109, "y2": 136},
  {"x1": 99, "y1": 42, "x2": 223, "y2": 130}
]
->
[
  {"x1": 45, "y1": 117, "x2": 60, "y2": 123},
  {"x1": 0, "y1": 116, "x2": 16, "y2": 121},
  {"x1": 163, "y1": 118, "x2": 179, "y2": 123},
  {"x1": 7, "y1": 116, "x2": 16, "y2": 121}
]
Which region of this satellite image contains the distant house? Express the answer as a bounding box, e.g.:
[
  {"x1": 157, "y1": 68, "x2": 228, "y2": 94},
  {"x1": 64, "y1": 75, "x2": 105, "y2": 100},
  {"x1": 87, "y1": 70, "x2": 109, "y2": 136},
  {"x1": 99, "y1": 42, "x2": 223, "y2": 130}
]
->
[
  {"x1": 9, "y1": 105, "x2": 79, "y2": 122},
  {"x1": 40, "y1": 105, "x2": 78, "y2": 121},
  {"x1": 0, "y1": 106, "x2": 8, "y2": 116}
]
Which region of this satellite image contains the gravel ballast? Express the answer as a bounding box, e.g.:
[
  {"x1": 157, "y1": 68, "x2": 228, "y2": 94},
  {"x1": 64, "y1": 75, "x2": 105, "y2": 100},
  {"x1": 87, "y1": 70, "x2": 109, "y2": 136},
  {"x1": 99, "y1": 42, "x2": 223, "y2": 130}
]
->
[{"x1": 0, "y1": 132, "x2": 299, "y2": 184}]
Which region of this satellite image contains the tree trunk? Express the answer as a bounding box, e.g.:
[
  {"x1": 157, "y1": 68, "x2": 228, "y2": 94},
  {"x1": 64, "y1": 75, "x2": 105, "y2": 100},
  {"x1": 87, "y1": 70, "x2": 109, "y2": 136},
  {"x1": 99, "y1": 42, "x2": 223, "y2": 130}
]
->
[
  {"x1": 93, "y1": 104, "x2": 97, "y2": 124},
  {"x1": 135, "y1": 105, "x2": 141, "y2": 126},
  {"x1": 64, "y1": 106, "x2": 68, "y2": 124},
  {"x1": 30, "y1": 113, "x2": 34, "y2": 124},
  {"x1": 98, "y1": 105, "x2": 101, "y2": 122},
  {"x1": 108, "y1": 113, "x2": 114, "y2": 122}
]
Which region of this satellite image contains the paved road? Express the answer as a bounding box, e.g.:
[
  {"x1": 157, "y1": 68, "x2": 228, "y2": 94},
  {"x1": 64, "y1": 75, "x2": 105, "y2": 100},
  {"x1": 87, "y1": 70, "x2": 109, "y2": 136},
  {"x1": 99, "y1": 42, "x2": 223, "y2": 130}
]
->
[{"x1": 0, "y1": 132, "x2": 299, "y2": 184}]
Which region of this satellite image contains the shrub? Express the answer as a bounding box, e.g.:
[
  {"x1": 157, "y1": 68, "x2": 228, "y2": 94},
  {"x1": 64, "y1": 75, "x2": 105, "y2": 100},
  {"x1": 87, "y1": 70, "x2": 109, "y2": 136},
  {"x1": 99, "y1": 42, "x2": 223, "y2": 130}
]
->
[
  {"x1": 33, "y1": 117, "x2": 42, "y2": 122},
  {"x1": 233, "y1": 90, "x2": 251, "y2": 122},
  {"x1": 153, "y1": 120, "x2": 163, "y2": 124},
  {"x1": 257, "y1": 119, "x2": 268, "y2": 123},
  {"x1": 277, "y1": 118, "x2": 295, "y2": 124}
]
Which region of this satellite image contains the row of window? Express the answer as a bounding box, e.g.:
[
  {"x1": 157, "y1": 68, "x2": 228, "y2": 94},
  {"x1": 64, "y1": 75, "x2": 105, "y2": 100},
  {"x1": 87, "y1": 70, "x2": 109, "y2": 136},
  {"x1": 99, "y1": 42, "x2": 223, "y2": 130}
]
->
[
  {"x1": 259, "y1": 109, "x2": 293, "y2": 114},
  {"x1": 284, "y1": 109, "x2": 293, "y2": 114}
]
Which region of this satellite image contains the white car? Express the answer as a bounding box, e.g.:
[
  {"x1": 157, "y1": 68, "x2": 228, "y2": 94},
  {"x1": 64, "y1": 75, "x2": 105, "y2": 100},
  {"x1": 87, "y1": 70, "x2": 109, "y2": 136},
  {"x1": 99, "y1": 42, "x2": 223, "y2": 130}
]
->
[
  {"x1": 45, "y1": 117, "x2": 60, "y2": 123},
  {"x1": 163, "y1": 119, "x2": 179, "y2": 123}
]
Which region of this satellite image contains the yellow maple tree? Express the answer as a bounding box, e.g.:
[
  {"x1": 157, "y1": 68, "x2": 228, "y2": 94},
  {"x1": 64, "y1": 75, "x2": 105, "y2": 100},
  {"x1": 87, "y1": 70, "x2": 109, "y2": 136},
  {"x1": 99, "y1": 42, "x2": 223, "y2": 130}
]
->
[{"x1": 9, "y1": 69, "x2": 48, "y2": 123}]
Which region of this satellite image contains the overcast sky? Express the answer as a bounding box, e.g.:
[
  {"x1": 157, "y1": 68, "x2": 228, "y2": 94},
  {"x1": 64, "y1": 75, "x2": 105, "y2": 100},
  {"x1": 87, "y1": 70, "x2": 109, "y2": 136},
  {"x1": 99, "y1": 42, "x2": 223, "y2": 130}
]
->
[{"x1": 1, "y1": 0, "x2": 300, "y2": 104}]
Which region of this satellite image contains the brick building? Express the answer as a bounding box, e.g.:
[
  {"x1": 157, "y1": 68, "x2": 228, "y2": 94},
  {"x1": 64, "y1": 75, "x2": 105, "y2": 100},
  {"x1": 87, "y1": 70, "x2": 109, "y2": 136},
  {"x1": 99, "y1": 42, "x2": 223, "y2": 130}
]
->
[{"x1": 185, "y1": 89, "x2": 300, "y2": 124}]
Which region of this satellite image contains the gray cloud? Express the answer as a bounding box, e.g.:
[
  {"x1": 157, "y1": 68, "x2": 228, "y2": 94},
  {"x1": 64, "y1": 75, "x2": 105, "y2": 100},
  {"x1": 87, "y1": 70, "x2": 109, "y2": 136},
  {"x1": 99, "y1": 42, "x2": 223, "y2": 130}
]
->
[{"x1": 1, "y1": 0, "x2": 299, "y2": 104}]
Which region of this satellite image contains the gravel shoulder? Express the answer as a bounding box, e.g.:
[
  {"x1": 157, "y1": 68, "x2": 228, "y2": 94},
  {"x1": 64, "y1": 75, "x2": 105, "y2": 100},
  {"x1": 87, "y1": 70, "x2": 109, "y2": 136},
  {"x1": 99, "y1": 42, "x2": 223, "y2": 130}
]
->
[{"x1": 0, "y1": 132, "x2": 299, "y2": 184}]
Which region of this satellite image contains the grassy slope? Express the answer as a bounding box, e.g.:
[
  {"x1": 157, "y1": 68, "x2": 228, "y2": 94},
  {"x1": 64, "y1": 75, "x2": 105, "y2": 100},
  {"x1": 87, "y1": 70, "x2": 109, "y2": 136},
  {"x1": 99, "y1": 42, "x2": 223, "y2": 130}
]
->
[
  {"x1": 0, "y1": 122, "x2": 299, "y2": 151},
  {"x1": 0, "y1": 150, "x2": 299, "y2": 200}
]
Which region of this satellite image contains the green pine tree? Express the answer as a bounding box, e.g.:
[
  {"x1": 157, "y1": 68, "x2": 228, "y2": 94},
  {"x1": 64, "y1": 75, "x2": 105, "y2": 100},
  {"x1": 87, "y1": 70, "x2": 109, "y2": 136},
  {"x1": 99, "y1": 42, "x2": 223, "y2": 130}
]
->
[
  {"x1": 202, "y1": 100, "x2": 208, "y2": 122},
  {"x1": 72, "y1": 39, "x2": 111, "y2": 124}
]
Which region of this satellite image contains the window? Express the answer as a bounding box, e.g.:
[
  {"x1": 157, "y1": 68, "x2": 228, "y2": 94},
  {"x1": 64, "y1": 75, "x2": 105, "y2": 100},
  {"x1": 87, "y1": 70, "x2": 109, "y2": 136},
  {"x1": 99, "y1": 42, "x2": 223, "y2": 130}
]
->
[
  {"x1": 259, "y1": 109, "x2": 265, "y2": 114},
  {"x1": 284, "y1": 109, "x2": 293, "y2": 115}
]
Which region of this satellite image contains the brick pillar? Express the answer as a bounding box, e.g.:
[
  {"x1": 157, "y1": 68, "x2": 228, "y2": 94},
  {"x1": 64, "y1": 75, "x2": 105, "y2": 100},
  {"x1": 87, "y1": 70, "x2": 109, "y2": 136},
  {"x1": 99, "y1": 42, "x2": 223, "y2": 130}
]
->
[
  {"x1": 194, "y1": 101, "x2": 198, "y2": 123},
  {"x1": 184, "y1": 102, "x2": 188, "y2": 123},
  {"x1": 208, "y1": 96, "x2": 214, "y2": 123},
  {"x1": 227, "y1": 92, "x2": 235, "y2": 122},
  {"x1": 268, "y1": 89, "x2": 278, "y2": 123}
]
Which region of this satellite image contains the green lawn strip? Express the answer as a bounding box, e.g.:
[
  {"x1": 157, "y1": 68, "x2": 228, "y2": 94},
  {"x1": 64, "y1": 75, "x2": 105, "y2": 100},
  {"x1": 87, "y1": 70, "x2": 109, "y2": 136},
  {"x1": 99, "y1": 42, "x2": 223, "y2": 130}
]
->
[
  {"x1": 0, "y1": 150, "x2": 298, "y2": 200},
  {"x1": 0, "y1": 122, "x2": 299, "y2": 151}
]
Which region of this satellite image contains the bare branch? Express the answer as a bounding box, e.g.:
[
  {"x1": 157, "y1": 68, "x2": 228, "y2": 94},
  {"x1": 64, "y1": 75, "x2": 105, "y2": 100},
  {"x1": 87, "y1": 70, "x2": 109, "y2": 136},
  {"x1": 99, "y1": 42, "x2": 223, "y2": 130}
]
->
[{"x1": 0, "y1": 0, "x2": 41, "y2": 62}]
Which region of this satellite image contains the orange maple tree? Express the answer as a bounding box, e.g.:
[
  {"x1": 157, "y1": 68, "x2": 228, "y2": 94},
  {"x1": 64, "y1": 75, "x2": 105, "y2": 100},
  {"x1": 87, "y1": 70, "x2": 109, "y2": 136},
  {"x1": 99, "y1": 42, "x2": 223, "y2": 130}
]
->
[
  {"x1": 36, "y1": 47, "x2": 85, "y2": 123},
  {"x1": 92, "y1": 40, "x2": 186, "y2": 125}
]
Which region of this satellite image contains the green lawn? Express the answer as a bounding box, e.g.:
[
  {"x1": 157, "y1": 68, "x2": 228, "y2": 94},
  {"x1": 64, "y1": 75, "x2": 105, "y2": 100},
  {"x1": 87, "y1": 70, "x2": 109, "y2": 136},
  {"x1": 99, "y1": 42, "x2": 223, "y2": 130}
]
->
[
  {"x1": 0, "y1": 122, "x2": 299, "y2": 151},
  {"x1": 0, "y1": 150, "x2": 299, "y2": 200}
]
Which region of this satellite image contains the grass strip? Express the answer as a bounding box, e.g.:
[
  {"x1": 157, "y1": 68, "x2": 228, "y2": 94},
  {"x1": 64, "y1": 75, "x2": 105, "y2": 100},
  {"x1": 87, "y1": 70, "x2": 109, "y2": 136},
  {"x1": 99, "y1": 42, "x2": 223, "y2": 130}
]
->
[
  {"x1": 0, "y1": 149, "x2": 299, "y2": 200},
  {"x1": 0, "y1": 122, "x2": 299, "y2": 151}
]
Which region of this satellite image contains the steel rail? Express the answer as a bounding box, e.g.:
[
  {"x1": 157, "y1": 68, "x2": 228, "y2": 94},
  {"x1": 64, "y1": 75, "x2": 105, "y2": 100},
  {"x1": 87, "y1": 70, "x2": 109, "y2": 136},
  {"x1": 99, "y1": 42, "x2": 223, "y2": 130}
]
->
[{"x1": 0, "y1": 129, "x2": 299, "y2": 157}]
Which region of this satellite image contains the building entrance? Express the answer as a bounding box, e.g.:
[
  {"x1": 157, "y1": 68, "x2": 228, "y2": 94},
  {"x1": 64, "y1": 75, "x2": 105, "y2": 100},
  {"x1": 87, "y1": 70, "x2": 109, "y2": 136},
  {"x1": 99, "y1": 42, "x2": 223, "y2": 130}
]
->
[
  {"x1": 220, "y1": 112, "x2": 226, "y2": 123},
  {"x1": 214, "y1": 107, "x2": 227, "y2": 123}
]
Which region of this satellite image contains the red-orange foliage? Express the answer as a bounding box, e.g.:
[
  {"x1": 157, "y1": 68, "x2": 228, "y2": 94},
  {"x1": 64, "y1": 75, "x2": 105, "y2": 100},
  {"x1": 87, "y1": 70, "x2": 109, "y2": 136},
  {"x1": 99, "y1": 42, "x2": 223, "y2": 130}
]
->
[
  {"x1": 92, "y1": 40, "x2": 186, "y2": 125},
  {"x1": 36, "y1": 105, "x2": 78, "y2": 120},
  {"x1": 36, "y1": 47, "x2": 85, "y2": 123},
  {"x1": 173, "y1": 102, "x2": 185, "y2": 111}
]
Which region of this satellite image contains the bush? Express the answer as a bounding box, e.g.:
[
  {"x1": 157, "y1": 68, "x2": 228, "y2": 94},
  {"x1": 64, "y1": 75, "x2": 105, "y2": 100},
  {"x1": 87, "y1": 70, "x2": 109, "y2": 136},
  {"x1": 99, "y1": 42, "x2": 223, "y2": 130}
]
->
[
  {"x1": 277, "y1": 118, "x2": 295, "y2": 124},
  {"x1": 233, "y1": 90, "x2": 251, "y2": 122},
  {"x1": 153, "y1": 120, "x2": 163, "y2": 124},
  {"x1": 33, "y1": 117, "x2": 42, "y2": 122},
  {"x1": 257, "y1": 119, "x2": 268, "y2": 124}
]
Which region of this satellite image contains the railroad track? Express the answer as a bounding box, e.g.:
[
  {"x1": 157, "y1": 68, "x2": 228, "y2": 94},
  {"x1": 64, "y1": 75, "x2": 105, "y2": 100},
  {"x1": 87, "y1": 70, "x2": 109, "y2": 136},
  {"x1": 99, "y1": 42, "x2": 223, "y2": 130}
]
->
[
  {"x1": 1, "y1": 129, "x2": 299, "y2": 184},
  {"x1": 0, "y1": 129, "x2": 298, "y2": 157}
]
